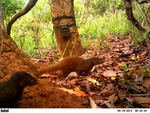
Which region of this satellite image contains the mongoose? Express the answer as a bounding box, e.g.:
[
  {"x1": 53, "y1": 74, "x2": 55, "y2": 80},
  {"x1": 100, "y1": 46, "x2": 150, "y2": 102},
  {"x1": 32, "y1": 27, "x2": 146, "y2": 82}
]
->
[
  {"x1": 0, "y1": 71, "x2": 37, "y2": 108},
  {"x1": 35, "y1": 56, "x2": 103, "y2": 77}
]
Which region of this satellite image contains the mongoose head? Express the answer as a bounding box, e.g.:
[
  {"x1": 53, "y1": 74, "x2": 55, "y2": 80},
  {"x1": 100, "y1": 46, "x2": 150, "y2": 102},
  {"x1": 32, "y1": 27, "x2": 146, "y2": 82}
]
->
[
  {"x1": 10, "y1": 71, "x2": 38, "y2": 88},
  {"x1": 91, "y1": 57, "x2": 104, "y2": 65}
]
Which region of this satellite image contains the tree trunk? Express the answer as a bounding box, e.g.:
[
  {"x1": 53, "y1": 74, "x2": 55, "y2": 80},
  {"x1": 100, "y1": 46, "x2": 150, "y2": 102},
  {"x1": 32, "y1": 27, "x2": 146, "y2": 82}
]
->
[
  {"x1": 50, "y1": 0, "x2": 85, "y2": 57},
  {"x1": 0, "y1": 0, "x2": 5, "y2": 30},
  {"x1": 0, "y1": 29, "x2": 37, "y2": 82},
  {"x1": 122, "y1": 0, "x2": 147, "y2": 32}
]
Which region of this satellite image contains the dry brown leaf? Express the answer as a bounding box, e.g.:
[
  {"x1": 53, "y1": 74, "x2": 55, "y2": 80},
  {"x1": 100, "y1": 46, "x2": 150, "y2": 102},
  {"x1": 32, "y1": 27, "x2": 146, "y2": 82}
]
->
[
  {"x1": 104, "y1": 94, "x2": 117, "y2": 108},
  {"x1": 121, "y1": 46, "x2": 133, "y2": 56},
  {"x1": 54, "y1": 79, "x2": 66, "y2": 86},
  {"x1": 66, "y1": 79, "x2": 78, "y2": 85},
  {"x1": 117, "y1": 62, "x2": 125, "y2": 67},
  {"x1": 88, "y1": 97, "x2": 98, "y2": 108},
  {"x1": 103, "y1": 70, "x2": 116, "y2": 78},
  {"x1": 133, "y1": 97, "x2": 150, "y2": 104},
  {"x1": 143, "y1": 77, "x2": 150, "y2": 89},
  {"x1": 122, "y1": 97, "x2": 134, "y2": 108},
  {"x1": 84, "y1": 81, "x2": 91, "y2": 92},
  {"x1": 74, "y1": 86, "x2": 87, "y2": 97},
  {"x1": 137, "y1": 55, "x2": 144, "y2": 61},
  {"x1": 141, "y1": 50, "x2": 149, "y2": 56},
  {"x1": 104, "y1": 53, "x2": 112, "y2": 59},
  {"x1": 59, "y1": 87, "x2": 76, "y2": 95},
  {"x1": 141, "y1": 104, "x2": 150, "y2": 108},
  {"x1": 41, "y1": 74, "x2": 51, "y2": 78},
  {"x1": 101, "y1": 90, "x2": 115, "y2": 97},
  {"x1": 30, "y1": 20, "x2": 34, "y2": 23},
  {"x1": 65, "y1": 72, "x2": 78, "y2": 81},
  {"x1": 36, "y1": 20, "x2": 40, "y2": 24},
  {"x1": 135, "y1": 85, "x2": 145, "y2": 92},
  {"x1": 121, "y1": 47, "x2": 130, "y2": 51},
  {"x1": 114, "y1": 48, "x2": 120, "y2": 52},
  {"x1": 87, "y1": 51, "x2": 93, "y2": 54},
  {"x1": 99, "y1": 55, "x2": 104, "y2": 59}
]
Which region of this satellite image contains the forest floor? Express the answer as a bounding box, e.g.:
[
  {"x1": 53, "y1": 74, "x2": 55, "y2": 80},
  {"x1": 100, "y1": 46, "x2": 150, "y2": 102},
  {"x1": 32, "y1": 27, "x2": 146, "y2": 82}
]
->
[{"x1": 16, "y1": 36, "x2": 150, "y2": 108}]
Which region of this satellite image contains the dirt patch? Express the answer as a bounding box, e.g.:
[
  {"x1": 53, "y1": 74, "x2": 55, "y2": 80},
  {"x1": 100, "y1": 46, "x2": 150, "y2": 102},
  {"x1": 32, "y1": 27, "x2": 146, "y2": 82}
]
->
[
  {"x1": 16, "y1": 78, "x2": 89, "y2": 108},
  {"x1": 0, "y1": 30, "x2": 37, "y2": 82}
]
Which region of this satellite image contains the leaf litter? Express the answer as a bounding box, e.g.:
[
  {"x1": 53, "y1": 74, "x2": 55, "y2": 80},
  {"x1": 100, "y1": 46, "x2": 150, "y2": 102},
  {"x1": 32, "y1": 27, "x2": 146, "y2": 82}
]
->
[{"x1": 29, "y1": 36, "x2": 150, "y2": 108}]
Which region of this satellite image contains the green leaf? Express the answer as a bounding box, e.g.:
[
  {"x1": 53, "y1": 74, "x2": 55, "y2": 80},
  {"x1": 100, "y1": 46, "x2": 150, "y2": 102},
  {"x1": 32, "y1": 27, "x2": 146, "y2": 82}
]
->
[
  {"x1": 127, "y1": 72, "x2": 131, "y2": 76},
  {"x1": 136, "y1": 78, "x2": 143, "y2": 81},
  {"x1": 130, "y1": 82, "x2": 140, "y2": 93},
  {"x1": 122, "y1": 63, "x2": 127, "y2": 71},
  {"x1": 131, "y1": 85, "x2": 140, "y2": 93}
]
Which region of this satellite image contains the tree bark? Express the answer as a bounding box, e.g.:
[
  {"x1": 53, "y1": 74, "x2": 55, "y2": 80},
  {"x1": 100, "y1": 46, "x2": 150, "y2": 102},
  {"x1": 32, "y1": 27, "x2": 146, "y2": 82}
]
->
[
  {"x1": 6, "y1": 0, "x2": 38, "y2": 36},
  {"x1": 122, "y1": 0, "x2": 147, "y2": 32},
  {"x1": 50, "y1": 0, "x2": 85, "y2": 57}
]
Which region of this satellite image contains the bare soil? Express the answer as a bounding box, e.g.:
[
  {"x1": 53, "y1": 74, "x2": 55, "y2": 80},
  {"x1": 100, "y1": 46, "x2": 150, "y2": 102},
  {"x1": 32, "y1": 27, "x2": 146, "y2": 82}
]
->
[{"x1": 16, "y1": 78, "x2": 89, "y2": 108}]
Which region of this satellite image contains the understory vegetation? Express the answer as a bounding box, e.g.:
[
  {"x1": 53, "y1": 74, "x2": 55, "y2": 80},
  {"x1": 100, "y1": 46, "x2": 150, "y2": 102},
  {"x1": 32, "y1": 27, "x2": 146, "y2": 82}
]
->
[{"x1": 3, "y1": 0, "x2": 150, "y2": 56}]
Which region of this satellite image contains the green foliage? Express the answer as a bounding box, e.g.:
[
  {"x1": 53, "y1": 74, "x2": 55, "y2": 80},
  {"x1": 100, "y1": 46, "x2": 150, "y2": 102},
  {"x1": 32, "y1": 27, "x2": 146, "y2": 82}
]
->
[
  {"x1": 139, "y1": 66, "x2": 150, "y2": 77},
  {"x1": 2, "y1": 0, "x2": 25, "y2": 20},
  {"x1": 8, "y1": 0, "x2": 150, "y2": 56},
  {"x1": 91, "y1": 0, "x2": 110, "y2": 15},
  {"x1": 102, "y1": 10, "x2": 129, "y2": 35},
  {"x1": 122, "y1": 63, "x2": 141, "y2": 93},
  {"x1": 122, "y1": 63, "x2": 127, "y2": 72},
  {"x1": 91, "y1": 0, "x2": 124, "y2": 15},
  {"x1": 129, "y1": 82, "x2": 140, "y2": 93},
  {"x1": 11, "y1": 0, "x2": 56, "y2": 56},
  {"x1": 122, "y1": 63, "x2": 130, "y2": 82},
  {"x1": 129, "y1": 2, "x2": 150, "y2": 46},
  {"x1": 78, "y1": 10, "x2": 129, "y2": 49}
]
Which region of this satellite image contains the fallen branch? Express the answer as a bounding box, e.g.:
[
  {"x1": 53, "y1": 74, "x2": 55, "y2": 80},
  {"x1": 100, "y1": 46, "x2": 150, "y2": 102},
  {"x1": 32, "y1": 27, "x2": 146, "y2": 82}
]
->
[{"x1": 128, "y1": 93, "x2": 150, "y2": 97}]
